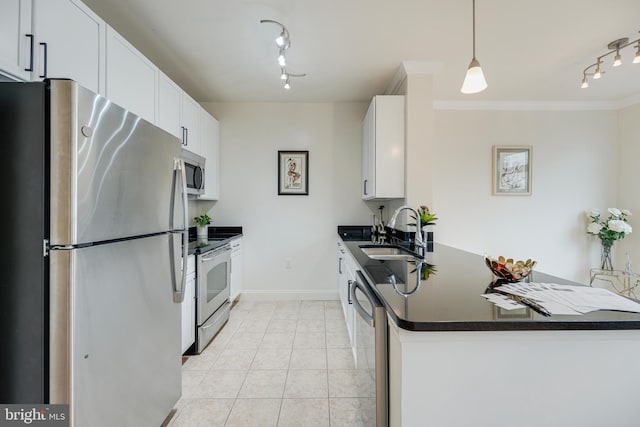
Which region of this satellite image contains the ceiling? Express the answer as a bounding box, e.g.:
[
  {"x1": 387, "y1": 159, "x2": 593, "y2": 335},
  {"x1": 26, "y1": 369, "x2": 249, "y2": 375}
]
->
[{"x1": 82, "y1": 0, "x2": 640, "y2": 104}]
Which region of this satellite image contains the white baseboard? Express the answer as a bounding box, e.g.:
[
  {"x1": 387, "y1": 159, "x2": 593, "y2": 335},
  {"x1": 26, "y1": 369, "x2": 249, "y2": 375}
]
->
[{"x1": 237, "y1": 290, "x2": 339, "y2": 301}]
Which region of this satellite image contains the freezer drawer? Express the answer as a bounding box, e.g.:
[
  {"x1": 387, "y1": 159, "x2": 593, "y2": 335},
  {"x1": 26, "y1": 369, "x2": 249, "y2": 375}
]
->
[{"x1": 49, "y1": 233, "x2": 181, "y2": 427}]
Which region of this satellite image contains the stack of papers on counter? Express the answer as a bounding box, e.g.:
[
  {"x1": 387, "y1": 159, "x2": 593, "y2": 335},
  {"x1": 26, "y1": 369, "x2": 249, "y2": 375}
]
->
[{"x1": 485, "y1": 282, "x2": 640, "y2": 316}]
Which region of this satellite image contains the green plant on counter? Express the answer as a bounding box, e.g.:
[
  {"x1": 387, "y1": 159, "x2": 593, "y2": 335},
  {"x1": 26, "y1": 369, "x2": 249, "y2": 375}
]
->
[
  {"x1": 410, "y1": 205, "x2": 438, "y2": 227},
  {"x1": 194, "y1": 214, "x2": 212, "y2": 227}
]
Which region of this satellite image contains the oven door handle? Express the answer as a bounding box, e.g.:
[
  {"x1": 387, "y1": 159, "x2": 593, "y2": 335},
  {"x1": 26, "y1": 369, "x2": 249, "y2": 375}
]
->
[
  {"x1": 201, "y1": 246, "x2": 231, "y2": 262},
  {"x1": 351, "y1": 272, "x2": 375, "y2": 327}
]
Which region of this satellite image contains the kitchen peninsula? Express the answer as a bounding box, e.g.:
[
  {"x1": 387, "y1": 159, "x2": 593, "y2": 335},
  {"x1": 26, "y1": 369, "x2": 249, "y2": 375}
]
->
[{"x1": 340, "y1": 234, "x2": 640, "y2": 427}]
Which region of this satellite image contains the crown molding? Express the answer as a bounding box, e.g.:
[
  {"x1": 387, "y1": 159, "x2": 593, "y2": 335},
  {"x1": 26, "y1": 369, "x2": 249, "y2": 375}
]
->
[
  {"x1": 385, "y1": 61, "x2": 442, "y2": 95},
  {"x1": 433, "y1": 100, "x2": 624, "y2": 111},
  {"x1": 616, "y1": 93, "x2": 640, "y2": 109}
]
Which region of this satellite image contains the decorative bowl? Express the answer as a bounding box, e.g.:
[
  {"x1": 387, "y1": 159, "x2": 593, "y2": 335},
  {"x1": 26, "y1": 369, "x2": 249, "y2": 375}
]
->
[{"x1": 484, "y1": 255, "x2": 536, "y2": 282}]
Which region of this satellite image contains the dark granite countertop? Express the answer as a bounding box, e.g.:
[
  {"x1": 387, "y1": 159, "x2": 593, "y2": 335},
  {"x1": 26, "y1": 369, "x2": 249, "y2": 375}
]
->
[
  {"x1": 187, "y1": 226, "x2": 242, "y2": 255},
  {"x1": 340, "y1": 236, "x2": 640, "y2": 332}
]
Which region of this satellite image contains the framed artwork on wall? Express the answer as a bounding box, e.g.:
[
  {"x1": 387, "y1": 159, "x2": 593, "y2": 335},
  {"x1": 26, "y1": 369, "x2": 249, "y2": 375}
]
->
[
  {"x1": 278, "y1": 150, "x2": 309, "y2": 195},
  {"x1": 492, "y1": 146, "x2": 532, "y2": 196}
]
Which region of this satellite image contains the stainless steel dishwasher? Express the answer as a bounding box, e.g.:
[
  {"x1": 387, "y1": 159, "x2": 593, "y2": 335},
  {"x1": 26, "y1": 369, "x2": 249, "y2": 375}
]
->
[{"x1": 351, "y1": 271, "x2": 388, "y2": 427}]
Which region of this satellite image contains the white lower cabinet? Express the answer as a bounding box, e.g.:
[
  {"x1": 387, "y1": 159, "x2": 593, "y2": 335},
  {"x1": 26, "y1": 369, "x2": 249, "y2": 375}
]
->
[
  {"x1": 337, "y1": 239, "x2": 356, "y2": 359},
  {"x1": 230, "y1": 238, "x2": 243, "y2": 303},
  {"x1": 181, "y1": 255, "x2": 196, "y2": 354}
]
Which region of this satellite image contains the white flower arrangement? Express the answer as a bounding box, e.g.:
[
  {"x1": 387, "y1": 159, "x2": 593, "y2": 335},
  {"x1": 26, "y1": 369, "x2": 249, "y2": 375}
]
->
[{"x1": 586, "y1": 208, "x2": 632, "y2": 247}]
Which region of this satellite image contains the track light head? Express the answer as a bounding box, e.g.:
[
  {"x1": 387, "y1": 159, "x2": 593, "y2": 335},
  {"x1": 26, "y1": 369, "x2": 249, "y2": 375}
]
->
[
  {"x1": 634, "y1": 43, "x2": 640, "y2": 64},
  {"x1": 593, "y1": 62, "x2": 602, "y2": 79},
  {"x1": 276, "y1": 29, "x2": 290, "y2": 49},
  {"x1": 581, "y1": 76, "x2": 589, "y2": 89},
  {"x1": 280, "y1": 68, "x2": 288, "y2": 80},
  {"x1": 284, "y1": 78, "x2": 291, "y2": 90},
  {"x1": 613, "y1": 51, "x2": 622, "y2": 67},
  {"x1": 278, "y1": 50, "x2": 286, "y2": 66}
]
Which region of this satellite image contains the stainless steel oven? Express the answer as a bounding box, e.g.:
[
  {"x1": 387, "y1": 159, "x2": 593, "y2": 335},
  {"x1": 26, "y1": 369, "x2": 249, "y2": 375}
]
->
[
  {"x1": 195, "y1": 243, "x2": 231, "y2": 353},
  {"x1": 351, "y1": 271, "x2": 388, "y2": 427}
]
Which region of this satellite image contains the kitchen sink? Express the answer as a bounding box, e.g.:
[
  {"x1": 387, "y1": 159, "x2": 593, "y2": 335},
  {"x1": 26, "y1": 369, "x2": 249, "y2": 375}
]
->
[{"x1": 359, "y1": 244, "x2": 422, "y2": 261}]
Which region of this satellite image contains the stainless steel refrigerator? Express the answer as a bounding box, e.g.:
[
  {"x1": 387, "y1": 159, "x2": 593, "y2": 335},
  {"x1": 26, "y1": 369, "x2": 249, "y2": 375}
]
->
[{"x1": 0, "y1": 79, "x2": 188, "y2": 426}]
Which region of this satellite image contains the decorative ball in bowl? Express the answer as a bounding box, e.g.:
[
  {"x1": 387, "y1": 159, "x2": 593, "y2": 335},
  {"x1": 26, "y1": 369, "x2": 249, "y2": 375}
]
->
[{"x1": 484, "y1": 256, "x2": 536, "y2": 282}]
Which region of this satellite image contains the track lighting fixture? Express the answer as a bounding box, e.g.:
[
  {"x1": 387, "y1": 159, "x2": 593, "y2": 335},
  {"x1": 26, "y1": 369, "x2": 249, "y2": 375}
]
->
[
  {"x1": 260, "y1": 19, "x2": 306, "y2": 90},
  {"x1": 581, "y1": 32, "x2": 640, "y2": 89},
  {"x1": 461, "y1": 0, "x2": 488, "y2": 94}
]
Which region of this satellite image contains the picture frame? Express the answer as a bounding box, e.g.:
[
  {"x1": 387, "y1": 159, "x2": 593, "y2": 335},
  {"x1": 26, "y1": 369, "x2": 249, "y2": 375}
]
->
[
  {"x1": 492, "y1": 146, "x2": 532, "y2": 195},
  {"x1": 278, "y1": 150, "x2": 309, "y2": 195}
]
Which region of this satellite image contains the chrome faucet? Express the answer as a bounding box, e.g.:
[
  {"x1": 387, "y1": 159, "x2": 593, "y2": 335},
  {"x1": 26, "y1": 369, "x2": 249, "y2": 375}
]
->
[{"x1": 388, "y1": 205, "x2": 425, "y2": 256}]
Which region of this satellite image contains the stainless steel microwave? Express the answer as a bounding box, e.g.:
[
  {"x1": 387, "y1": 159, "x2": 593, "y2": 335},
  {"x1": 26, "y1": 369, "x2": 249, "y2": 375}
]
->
[{"x1": 181, "y1": 149, "x2": 205, "y2": 196}]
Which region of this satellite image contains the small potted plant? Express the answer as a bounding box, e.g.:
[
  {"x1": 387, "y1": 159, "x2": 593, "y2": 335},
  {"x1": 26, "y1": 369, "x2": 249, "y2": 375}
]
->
[
  {"x1": 194, "y1": 214, "x2": 212, "y2": 241},
  {"x1": 411, "y1": 205, "x2": 437, "y2": 251}
]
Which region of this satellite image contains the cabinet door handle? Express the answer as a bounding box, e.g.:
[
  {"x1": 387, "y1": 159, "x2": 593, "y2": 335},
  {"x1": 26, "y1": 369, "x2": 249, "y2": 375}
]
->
[
  {"x1": 338, "y1": 257, "x2": 343, "y2": 274},
  {"x1": 363, "y1": 179, "x2": 368, "y2": 195},
  {"x1": 39, "y1": 42, "x2": 47, "y2": 78},
  {"x1": 25, "y1": 34, "x2": 34, "y2": 71},
  {"x1": 181, "y1": 126, "x2": 186, "y2": 145},
  {"x1": 185, "y1": 127, "x2": 189, "y2": 146}
]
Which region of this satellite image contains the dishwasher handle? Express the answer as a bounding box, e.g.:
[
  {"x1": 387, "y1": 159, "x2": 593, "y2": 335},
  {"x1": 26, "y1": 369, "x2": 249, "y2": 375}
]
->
[{"x1": 350, "y1": 271, "x2": 377, "y2": 327}]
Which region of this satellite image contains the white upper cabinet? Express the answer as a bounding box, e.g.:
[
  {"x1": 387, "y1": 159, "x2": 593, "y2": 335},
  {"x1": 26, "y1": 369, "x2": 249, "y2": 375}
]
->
[
  {"x1": 199, "y1": 109, "x2": 219, "y2": 200},
  {"x1": 362, "y1": 95, "x2": 405, "y2": 200},
  {"x1": 32, "y1": 0, "x2": 105, "y2": 95},
  {"x1": 157, "y1": 73, "x2": 202, "y2": 153},
  {"x1": 157, "y1": 72, "x2": 183, "y2": 140},
  {"x1": 181, "y1": 93, "x2": 201, "y2": 154},
  {"x1": 105, "y1": 26, "x2": 157, "y2": 124},
  {"x1": 0, "y1": 0, "x2": 33, "y2": 81}
]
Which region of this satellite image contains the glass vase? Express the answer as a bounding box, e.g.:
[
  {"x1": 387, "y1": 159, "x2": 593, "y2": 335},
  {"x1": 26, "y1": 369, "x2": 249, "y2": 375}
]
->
[{"x1": 601, "y1": 243, "x2": 614, "y2": 270}]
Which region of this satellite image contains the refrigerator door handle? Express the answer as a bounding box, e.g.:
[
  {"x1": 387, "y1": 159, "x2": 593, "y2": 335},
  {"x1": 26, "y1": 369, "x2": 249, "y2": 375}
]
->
[{"x1": 170, "y1": 158, "x2": 188, "y2": 303}]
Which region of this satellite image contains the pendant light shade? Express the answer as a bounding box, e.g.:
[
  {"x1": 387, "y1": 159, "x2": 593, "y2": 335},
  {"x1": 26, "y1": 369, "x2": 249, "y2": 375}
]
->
[
  {"x1": 461, "y1": 58, "x2": 488, "y2": 94},
  {"x1": 461, "y1": 0, "x2": 488, "y2": 94}
]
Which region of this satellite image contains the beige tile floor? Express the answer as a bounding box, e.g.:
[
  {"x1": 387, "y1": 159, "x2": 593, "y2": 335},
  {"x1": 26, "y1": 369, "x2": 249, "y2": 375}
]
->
[{"x1": 167, "y1": 300, "x2": 375, "y2": 427}]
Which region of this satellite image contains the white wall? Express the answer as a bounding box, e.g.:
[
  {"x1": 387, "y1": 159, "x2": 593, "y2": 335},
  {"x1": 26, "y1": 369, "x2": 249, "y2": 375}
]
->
[
  {"x1": 617, "y1": 103, "x2": 640, "y2": 269},
  {"x1": 198, "y1": 92, "x2": 637, "y2": 292},
  {"x1": 199, "y1": 102, "x2": 371, "y2": 299},
  {"x1": 432, "y1": 109, "x2": 618, "y2": 283}
]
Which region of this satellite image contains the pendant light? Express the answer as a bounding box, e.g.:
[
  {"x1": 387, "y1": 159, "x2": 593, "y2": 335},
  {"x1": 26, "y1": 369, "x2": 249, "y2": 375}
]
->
[{"x1": 461, "y1": 0, "x2": 488, "y2": 94}]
